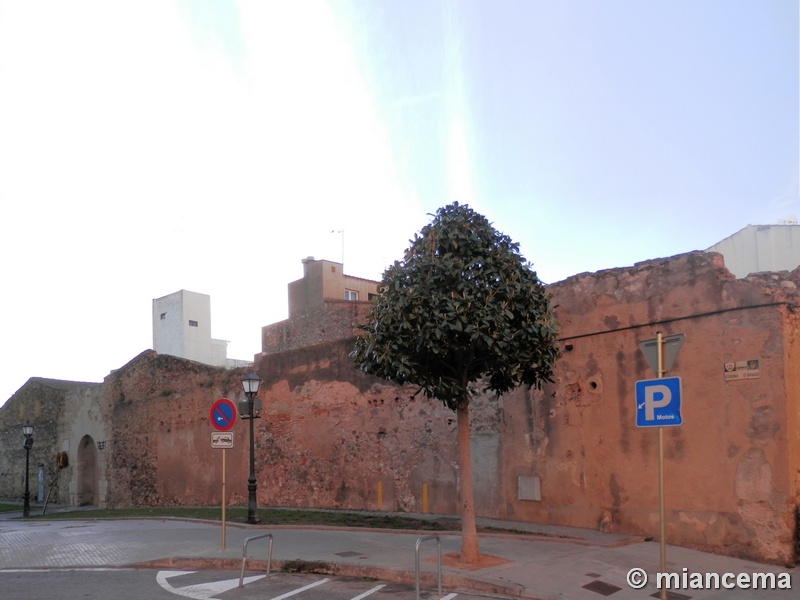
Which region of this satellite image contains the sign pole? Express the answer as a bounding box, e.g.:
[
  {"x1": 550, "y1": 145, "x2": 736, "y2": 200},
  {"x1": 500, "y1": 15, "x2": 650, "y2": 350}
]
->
[
  {"x1": 638, "y1": 332, "x2": 683, "y2": 600},
  {"x1": 221, "y1": 447, "x2": 227, "y2": 550},
  {"x1": 210, "y1": 398, "x2": 237, "y2": 551},
  {"x1": 656, "y1": 331, "x2": 667, "y2": 600}
]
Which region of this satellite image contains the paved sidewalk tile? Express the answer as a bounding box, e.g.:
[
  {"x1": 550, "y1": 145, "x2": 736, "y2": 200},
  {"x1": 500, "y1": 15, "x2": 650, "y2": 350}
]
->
[{"x1": 0, "y1": 516, "x2": 796, "y2": 600}]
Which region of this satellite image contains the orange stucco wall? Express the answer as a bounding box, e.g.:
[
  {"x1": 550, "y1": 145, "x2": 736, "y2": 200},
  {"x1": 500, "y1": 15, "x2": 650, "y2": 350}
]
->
[{"x1": 500, "y1": 252, "x2": 799, "y2": 563}]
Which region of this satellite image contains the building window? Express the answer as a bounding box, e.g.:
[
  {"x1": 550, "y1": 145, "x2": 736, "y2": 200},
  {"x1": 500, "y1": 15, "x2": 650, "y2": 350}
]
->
[
  {"x1": 189, "y1": 320, "x2": 198, "y2": 327},
  {"x1": 160, "y1": 313, "x2": 166, "y2": 320},
  {"x1": 344, "y1": 289, "x2": 359, "y2": 301}
]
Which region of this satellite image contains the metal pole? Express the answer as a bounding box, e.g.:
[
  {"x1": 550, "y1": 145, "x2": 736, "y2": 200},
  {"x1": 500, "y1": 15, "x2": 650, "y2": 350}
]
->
[
  {"x1": 657, "y1": 331, "x2": 667, "y2": 600},
  {"x1": 247, "y1": 395, "x2": 259, "y2": 524},
  {"x1": 23, "y1": 442, "x2": 31, "y2": 518},
  {"x1": 414, "y1": 535, "x2": 442, "y2": 600},
  {"x1": 221, "y1": 448, "x2": 227, "y2": 549}
]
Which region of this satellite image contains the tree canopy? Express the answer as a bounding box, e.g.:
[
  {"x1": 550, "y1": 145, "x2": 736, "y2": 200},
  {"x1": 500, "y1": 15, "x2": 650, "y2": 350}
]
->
[{"x1": 352, "y1": 202, "x2": 559, "y2": 410}]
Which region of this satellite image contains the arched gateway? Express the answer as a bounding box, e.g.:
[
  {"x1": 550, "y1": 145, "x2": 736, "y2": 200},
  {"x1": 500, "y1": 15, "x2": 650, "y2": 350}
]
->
[{"x1": 77, "y1": 434, "x2": 98, "y2": 506}]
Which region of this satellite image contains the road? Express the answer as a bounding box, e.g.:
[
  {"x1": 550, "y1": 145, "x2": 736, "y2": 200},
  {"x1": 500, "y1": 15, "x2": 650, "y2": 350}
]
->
[{"x1": 1, "y1": 568, "x2": 512, "y2": 600}]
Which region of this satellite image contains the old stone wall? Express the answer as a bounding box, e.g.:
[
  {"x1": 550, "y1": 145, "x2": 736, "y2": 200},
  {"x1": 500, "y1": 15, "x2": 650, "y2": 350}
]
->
[
  {"x1": 492, "y1": 252, "x2": 799, "y2": 564},
  {"x1": 92, "y1": 344, "x2": 470, "y2": 514},
  {"x1": 262, "y1": 300, "x2": 374, "y2": 356},
  {"x1": 49, "y1": 341, "x2": 500, "y2": 517},
  {"x1": 58, "y1": 383, "x2": 108, "y2": 506},
  {"x1": 0, "y1": 378, "x2": 92, "y2": 505},
  {"x1": 101, "y1": 351, "x2": 245, "y2": 507},
  {"x1": 254, "y1": 341, "x2": 459, "y2": 511}
]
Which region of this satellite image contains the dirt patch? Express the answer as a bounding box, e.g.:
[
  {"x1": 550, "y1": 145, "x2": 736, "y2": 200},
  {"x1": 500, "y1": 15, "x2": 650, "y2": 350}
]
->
[{"x1": 436, "y1": 552, "x2": 510, "y2": 571}]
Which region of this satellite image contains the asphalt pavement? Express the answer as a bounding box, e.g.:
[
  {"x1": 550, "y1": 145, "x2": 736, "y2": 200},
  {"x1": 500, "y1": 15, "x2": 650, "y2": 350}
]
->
[{"x1": 0, "y1": 505, "x2": 795, "y2": 599}]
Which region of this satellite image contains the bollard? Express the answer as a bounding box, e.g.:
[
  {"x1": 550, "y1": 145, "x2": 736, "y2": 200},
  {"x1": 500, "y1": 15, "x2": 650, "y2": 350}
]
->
[{"x1": 414, "y1": 535, "x2": 442, "y2": 600}]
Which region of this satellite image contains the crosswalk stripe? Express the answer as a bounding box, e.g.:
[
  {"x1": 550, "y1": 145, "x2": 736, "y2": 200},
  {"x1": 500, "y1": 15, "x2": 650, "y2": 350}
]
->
[
  {"x1": 270, "y1": 577, "x2": 330, "y2": 600},
  {"x1": 350, "y1": 583, "x2": 386, "y2": 599}
]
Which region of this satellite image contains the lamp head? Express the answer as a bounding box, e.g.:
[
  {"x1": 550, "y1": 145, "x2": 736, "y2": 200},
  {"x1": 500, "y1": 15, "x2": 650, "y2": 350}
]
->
[{"x1": 241, "y1": 371, "x2": 261, "y2": 396}]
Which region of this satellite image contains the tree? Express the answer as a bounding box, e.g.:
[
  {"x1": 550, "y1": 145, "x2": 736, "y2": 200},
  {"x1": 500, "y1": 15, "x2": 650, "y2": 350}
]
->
[{"x1": 351, "y1": 202, "x2": 560, "y2": 563}]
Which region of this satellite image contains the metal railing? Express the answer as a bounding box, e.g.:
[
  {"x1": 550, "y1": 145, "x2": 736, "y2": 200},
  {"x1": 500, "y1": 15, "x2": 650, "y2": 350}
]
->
[
  {"x1": 239, "y1": 532, "x2": 274, "y2": 588},
  {"x1": 414, "y1": 534, "x2": 442, "y2": 600}
]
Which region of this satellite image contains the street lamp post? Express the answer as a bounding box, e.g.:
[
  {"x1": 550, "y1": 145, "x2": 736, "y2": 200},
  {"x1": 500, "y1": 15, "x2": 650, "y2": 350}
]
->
[
  {"x1": 22, "y1": 422, "x2": 34, "y2": 518},
  {"x1": 241, "y1": 371, "x2": 262, "y2": 524}
]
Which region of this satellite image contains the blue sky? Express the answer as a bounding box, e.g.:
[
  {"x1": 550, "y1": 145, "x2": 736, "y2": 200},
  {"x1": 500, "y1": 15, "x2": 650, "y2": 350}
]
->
[{"x1": 0, "y1": 1, "x2": 797, "y2": 405}]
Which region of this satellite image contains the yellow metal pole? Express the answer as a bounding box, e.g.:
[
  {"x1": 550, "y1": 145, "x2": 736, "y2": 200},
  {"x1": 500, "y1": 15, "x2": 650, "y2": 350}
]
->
[
  {"x1": 657, "y1": 332, "x2": 666, "y2": 600},
  {"x1": 422, "y1": 482, "x2": 429, "y2": 514},
  {"x1": 377, "y1": 481, "x2": 383, "y2": 511},
  {"x1": 221, "y1": 448, "x2": 227, "y2": 550}
]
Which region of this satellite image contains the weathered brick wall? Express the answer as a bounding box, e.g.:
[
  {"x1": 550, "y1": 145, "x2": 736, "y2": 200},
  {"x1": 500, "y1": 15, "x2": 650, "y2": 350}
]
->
[
  {"x1": 102, "y1": 351, "x2": 244, "y2": 507},
  {"x1": 94, "y1": 344, "x2": 476, "y2": 514},
  {"x1": 492, "y1": 252, "x2": 800, "y2": 564},
  {"x1": 252, "y1": 340, "x2": 466, "y2": 512},
  {"x1": 262, "y1": 300, "x2": 374, "y2": 355}
]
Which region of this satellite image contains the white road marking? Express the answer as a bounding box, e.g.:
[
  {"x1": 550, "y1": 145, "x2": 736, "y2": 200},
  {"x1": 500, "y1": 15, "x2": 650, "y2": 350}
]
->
[
  {"x1": 350, "y1": 583, "x2": 386, "y2": 599},
  {"x1": 440, "y1": 594, "x2": 459, "y2": 600},
  {"x1": 270, "y1": 577, "x2": 330, "y2": 599},
  {"x1": 1, "y1": 568, "x2": 133, "y2": 573},
  {"x1": 156, "y1": 570, "x2": 266, "y2": 600}
]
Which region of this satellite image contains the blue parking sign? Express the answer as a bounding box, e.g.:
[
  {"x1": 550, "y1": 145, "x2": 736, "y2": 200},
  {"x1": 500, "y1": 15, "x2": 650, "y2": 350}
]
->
[
  {"x1": 635, "y1": 377, "x2": 682, "y2": 427},
  {"x1": 210, "y1": 397, "x2": 237, "y2": 432}
]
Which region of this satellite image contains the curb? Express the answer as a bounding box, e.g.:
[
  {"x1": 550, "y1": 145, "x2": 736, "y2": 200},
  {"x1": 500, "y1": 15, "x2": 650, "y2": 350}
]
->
[{"x1": 131, "y1": 557, "x2": 539, "y2": 599}]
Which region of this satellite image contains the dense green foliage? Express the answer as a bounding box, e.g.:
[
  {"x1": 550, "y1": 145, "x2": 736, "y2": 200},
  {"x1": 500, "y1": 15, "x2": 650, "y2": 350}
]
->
[{"x1": 352, "y1": 202, "x2": 559, "y2": 410}]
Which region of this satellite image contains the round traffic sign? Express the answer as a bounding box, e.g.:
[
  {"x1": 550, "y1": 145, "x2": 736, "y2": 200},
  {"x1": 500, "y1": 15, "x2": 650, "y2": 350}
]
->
[{"x1": 209, "y1": 397, "x2": 237, "y2": 431}]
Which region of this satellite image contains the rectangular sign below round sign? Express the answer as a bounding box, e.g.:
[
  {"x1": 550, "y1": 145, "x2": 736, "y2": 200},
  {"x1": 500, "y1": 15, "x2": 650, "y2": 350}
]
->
[
  {"x1": 211, "y1": 431, "x2": 234, "y2": 449},
  {"x1": 635, "y1": 377, "x2": 682, "y2": 427}
]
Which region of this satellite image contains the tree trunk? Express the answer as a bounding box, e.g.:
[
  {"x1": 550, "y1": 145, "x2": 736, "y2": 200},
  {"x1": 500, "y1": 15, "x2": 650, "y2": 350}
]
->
[{"x1": 457, "y1": 400, "x2": 479, "y2": 563}]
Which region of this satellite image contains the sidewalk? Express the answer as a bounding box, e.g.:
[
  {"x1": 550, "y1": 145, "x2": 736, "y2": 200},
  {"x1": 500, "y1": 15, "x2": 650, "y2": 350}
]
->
[{"x1": 0, "y1": 505, "x2": 795, "y2": 599}]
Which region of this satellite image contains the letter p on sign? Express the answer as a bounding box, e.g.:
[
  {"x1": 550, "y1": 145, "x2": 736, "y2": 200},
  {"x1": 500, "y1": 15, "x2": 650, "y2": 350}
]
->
[
  {"x1": 635, "y1": 377, "x2": 682, "y2": 427},
  {"x1": 644, "y1": 384, "x2": 671, "y2": 420}
]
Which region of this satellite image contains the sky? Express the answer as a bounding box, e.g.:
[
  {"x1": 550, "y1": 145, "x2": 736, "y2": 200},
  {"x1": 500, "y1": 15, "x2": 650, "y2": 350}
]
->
[{"x1": 0, "y1": 1, "x2": 797, "y2": 406}]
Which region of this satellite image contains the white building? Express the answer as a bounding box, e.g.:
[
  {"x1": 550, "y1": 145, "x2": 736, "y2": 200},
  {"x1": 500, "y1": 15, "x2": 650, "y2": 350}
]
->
[
  {"x1": 707, "y1": 224, "x2": 800, "y2": 278},
  {"x1": 152, "y1": 290, "x2": 250, "y2": 368}
]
